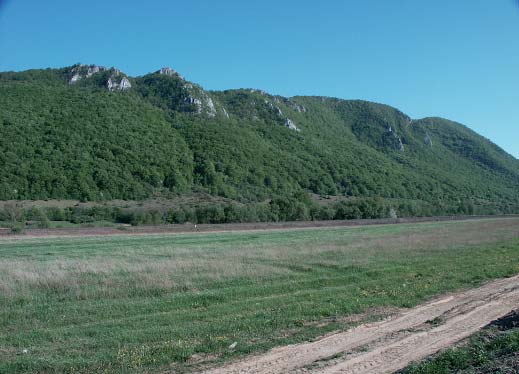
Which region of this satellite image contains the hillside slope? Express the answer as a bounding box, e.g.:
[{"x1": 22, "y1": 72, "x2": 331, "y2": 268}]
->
[{"x1": 1, "y1": 64, "x2": 518, "y2": 218}]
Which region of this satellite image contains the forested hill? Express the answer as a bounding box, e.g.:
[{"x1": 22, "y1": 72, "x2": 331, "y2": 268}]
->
[{"x1": 1, "y1": 64, "x2": 518, "y2": 218}]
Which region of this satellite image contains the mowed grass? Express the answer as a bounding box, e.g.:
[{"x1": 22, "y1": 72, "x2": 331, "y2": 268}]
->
[{"x1": 1, "y1": 218, "x2": 519, "y2": 373}]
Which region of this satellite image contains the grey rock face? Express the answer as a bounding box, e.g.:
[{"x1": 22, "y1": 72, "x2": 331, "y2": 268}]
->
[
  {"x1": 264, "y1": 100, "x2": 284, "y2": 118},
  {"x1": 68, "y1": 64, "x2": 107, "y2": 84},
  {"x1": 206, "y1": 97, "x2": 217, "y2": 117},
  {"x1": 119, "y1": 77, "x2": 132, "y2": 91},
  {"x1": 184, "y1": 94, "x2": 218, "y2": 117},
  {"x1": 69, "y1": 64, "x2": 131, "y2": 91},
  {"x1": 222, "y1": 107, "x2": 230, "y2": 118},
  {"x1": 387, "y1": 126, "x2": 404, "y2": 152},
  {"x1": 397, "y1": 137, "x2": 405, "y2": 152},
  {"x1": 261, "y1": 98, "x2": 301, "y2": 131},
  {"x1": 106, "y1": 78, "x2": 115, "y2": 91},
  {"x1": 293, "y1": 103, "x2": 307, "y2": 113},
  {"x1": 159, "y1": 67, "x2": 184, "y2": 80},
  {"x1": 285, "y1": 118, "x2": 300, "y2": 132},
  {"x1": 250, "y1": 89, "x2": 267, "y2": 96},
  {"x1": 185, "y1": 96, "x2": 203, "y2": 113},
  {"x1": 424, "y1": 131, "x2": 433, "y2": 146},
  {"x1": 107, "y1": 76, "x2": 132, "y2": 91},
  {"x1": 69, "y1": 74, "x2": 81, "y2": 84},
  {"x1": 159, "y1": 67, "x2": 175, "y2": 76},
  {"x1": 86, "y1": 66, "x2": 101, "y2": 77}
]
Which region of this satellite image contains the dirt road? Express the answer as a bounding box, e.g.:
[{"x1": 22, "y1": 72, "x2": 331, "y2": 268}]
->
[
  {"x1": 203, "y1": 275, "x2": 519, "y2": 374},
  {"x1": 2, "y1": 215, "x2": 519, "y2": 240}
]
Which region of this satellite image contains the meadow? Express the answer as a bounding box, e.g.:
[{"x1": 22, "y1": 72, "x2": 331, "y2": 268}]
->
[{"x1": 1, "y1": 218, "x2": 519, "y2": 373}]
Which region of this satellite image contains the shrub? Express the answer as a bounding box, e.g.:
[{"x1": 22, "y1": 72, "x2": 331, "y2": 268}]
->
[{"x1": 10, "y1": 223, "x2": 25, "y2": 234}]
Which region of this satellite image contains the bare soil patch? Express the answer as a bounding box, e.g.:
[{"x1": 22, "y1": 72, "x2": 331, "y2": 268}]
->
[{"x1": 202, "y1": 275, "x2": 519, "y2": 374}]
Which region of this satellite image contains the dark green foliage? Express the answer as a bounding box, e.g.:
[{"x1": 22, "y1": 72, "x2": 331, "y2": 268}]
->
[
  {"x1": 135, "y1": 72, "x2": 192, "y2": 113},
  {"x1": 0, "y1": 202, "x2": 26, "y2": 231},
  {"x1": 1, "y1": 66, "x2": 519, "y2": 219},
  {"x1": 9, "y1": 223, "x2": 25, "y2": 234},
  {"x1": 27, "y1": 207, "x2": 50, "y2": 228},
  {"x1": 0, "y1": 81, "x2": 193, "y2": 200},
  {"x1": 4, "y1": 196, "x2": 401, "y2": 227}
]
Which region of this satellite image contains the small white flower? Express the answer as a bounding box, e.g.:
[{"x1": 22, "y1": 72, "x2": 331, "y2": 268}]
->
[
  {"x1": 22, "y1": 349, "x2": 28, "y2": 354},
  {"x1": 229, "y1": 342, "x2": 237, "y2": 350}
]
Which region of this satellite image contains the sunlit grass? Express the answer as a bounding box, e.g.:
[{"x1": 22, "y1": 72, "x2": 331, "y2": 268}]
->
[{"x1": 1, "y1": 218, "x2": 519, "y2": 373}]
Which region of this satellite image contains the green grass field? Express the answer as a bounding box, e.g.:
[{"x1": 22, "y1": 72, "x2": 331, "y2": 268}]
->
[{"x1": 1, "y1": 218, "x2": 519, "y2": 373}]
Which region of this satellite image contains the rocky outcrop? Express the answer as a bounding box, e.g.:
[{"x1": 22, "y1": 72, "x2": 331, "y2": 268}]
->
[
  {"x1": 107, "y1": 76, "x2": 132, "y2": 91},
  {"x1": 397, "y1": 137, "x2": 405, "y2": 152},
  {"x1": 249, "y1": 89, "x2": 268, "y2": 96},
  {"x1": 106, "y1": 68, "x2": 131, "y2": 91},
  {"x1": 68, "y1": 64, "x2": 108, "y2": 84},
  {"x1": 159, "y1": 67, "x2": 184, "y2": 80},
  {"x1": 278, "y1": 97, "x2": 307, "y2": 113},
  {"x1": 264, "y1": 100, "x2": 300, "y2": 131},
  {"x1": 186, "y1": 95, "x2": 219, "y2": 117},
  {"x1": 206, "y1": 97, "x2": 217, "y2": 117},
  {"x1": 222, "y1": 107, "x2": 230, "y2": 119},
  {"x1": 183, "y1": 94, "x2": 218, "y2": 116},
  {"x1": 120, "y1": 77, "x2": 132, "y2": 90},
  {"x1": 185, "y1": 96, "x2": 203, "y2": 113},
  {"x1": 424, "y1": 131, "x2": 433, "y2": 147},
  {"x1": 292, "y1": 103, "x2": 307, "y2": 113},
  {"x1": 69, "y1": 74, "x2": 81, "y2": 84},
  {"x1": 159, "y1": 67, "x2": 175, "y2": 76},
  {"x1": 387, "y1": 126, "x2": 405, "y2": 152},
  {"x1": 106, "y1": 78, "x2": 116, "y2": 91},
  {"x1": 284, "y1": 118, "x2": 300, "y2": 132},
  {"x1": 68, "y1": 64, "x2": 131, "y2": 91}
]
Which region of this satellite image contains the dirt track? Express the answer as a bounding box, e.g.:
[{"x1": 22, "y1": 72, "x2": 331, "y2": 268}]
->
[
  {"x1": 2, "y1": 215, "x2": 519, "y2": 240},
  {"x1": 203, "y1": 275, "x2": 519, "y2": 374}
]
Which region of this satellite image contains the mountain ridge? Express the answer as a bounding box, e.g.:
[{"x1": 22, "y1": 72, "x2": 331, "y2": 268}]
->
[{"x1": 1, "y1": 64, "x2": 518, "y2": 219}]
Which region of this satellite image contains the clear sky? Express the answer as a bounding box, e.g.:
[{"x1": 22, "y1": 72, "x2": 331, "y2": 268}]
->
[{"x1": 1, "y1": 0, "x2": 518, "y2": 158}]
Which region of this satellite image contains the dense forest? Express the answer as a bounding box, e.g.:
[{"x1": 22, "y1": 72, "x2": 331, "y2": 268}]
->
[{"x1": 1, "y1": 64, "x2": 518, "y2": 225}]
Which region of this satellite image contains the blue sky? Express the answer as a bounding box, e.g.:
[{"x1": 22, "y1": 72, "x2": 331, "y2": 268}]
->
[{"x1": 1, "y1": 0, "x2": 518, "y2": 158}]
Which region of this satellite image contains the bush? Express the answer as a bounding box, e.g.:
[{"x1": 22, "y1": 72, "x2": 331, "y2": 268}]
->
[
  {"x1": 29, "y1": 207, "x2": 51, "y2": 228},
  {"x1": 10, "y1": 223, "x2": 25, "y2": 234},
  {"x1": 46, "y1": 207, "x2": 66, "y2": 221},
  {"x1": 37, "y1": 216, "x2": 51, "y2": 228}
]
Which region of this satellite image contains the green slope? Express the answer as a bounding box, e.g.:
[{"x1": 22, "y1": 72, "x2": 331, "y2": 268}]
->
[
  {"x1": 0, "y1": 81, "x2": 192, "y2": 200},
  {"x1": 1, "y1": 64, "x2": 518, "y2": 217}
]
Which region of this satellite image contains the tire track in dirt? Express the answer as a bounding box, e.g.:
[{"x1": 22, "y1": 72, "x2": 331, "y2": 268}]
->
[{"x1": 203, "y1": 275, "x2": 519, "y2": 374}]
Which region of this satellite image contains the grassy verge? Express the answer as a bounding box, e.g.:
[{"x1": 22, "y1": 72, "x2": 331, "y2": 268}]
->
[
  {"x1": 402, "y1": 312, "x2": 519, "y2": 373},
  {"x1": 1, "y1": 218, "x2": 519, "y2": 373}
]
